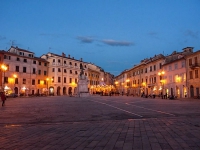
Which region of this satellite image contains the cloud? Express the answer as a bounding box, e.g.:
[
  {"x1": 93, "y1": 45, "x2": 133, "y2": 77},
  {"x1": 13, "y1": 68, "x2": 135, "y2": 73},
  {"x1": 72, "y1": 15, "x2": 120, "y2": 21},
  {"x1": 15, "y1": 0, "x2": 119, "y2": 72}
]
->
[
  {"x1": 102, "y1": 39, "x2": 133, "y2": 46},
  {"x1": 76, "y1": 36, "x2": 94, "y2": 43},
  {"x1": 40, "y1": 33, "x2": 68, "y2": 38},
  {"x1": 0, "y1": 36, "x2": 6, "y2": 40},
  {"x1": 184, "y1": 30, "x2": 199, "y2": 39},
  {"x1": 148, "y1": 32, "x2": 158, "y2": 36}
]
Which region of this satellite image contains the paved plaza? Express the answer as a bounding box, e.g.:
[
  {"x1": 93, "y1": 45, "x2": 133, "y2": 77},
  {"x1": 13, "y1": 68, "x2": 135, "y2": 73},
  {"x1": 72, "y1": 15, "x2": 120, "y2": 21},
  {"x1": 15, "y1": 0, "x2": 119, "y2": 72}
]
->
[{"x1": 0, "y1": 95, "x2": 200, "y2": 150}]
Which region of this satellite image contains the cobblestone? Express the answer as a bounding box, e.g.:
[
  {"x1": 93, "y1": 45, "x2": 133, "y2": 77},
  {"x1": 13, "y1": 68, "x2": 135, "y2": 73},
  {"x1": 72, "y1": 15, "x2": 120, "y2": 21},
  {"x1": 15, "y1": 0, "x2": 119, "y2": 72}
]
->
[{"x1": 0, "y1": 96, "x2": 200, "y2": 149}]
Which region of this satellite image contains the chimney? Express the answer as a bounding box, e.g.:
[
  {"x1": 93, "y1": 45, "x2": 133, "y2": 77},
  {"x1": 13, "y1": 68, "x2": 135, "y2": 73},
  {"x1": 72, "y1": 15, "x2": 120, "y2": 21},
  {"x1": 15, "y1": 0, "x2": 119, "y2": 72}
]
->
[
  {"x1": 62, "y1": 52, "x2": 66, "y2": 57},
  {"x1": 80, "y1": 58, "x2": 83, "y2": 61},
  {"x1": 68, "y1": 54, "x2": 70, "y2": 58}
]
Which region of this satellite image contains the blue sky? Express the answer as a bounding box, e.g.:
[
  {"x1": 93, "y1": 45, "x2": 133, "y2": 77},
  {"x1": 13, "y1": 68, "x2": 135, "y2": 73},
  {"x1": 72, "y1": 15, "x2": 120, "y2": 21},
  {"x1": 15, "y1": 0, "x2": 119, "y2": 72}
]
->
[{"x1": 0, "y1": 0, "x2": 200, "y2": 76}]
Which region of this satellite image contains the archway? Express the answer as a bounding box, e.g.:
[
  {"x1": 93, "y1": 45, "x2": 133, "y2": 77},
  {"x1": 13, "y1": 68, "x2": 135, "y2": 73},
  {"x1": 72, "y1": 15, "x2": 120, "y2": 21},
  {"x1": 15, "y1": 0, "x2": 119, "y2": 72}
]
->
[
  {"x1": 171, "y1": 88, "x2": 173, "y2": 96},
  {"x1": 14, "y1": 87, "x2": 18, "y2": 94},
  {"x1": 57, "y1": 86, "x2": 61, "y2": 96},
  {"x1": 68, "y1": 87, "x2": 72, "y2": 95},
  {"x1": 49, "y1": 86, "x2": 54, "y2": 96},
  {"x1": 190, "y1": 85, "x2": 194, "y2": 97},
  {"x1": 63, "y1": 87, "x2": 66, "y2": 95}
]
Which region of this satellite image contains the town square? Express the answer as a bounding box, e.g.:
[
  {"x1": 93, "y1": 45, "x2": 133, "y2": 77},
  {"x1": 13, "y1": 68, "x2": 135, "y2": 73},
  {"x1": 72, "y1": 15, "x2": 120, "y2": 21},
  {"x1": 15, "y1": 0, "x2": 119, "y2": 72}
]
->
[
  {"x1": 1, "y1": 1, "x2": 200, "y2": 150},
  {"x1": 1, "y1": 95, "x2": 200, "y2": 150}
]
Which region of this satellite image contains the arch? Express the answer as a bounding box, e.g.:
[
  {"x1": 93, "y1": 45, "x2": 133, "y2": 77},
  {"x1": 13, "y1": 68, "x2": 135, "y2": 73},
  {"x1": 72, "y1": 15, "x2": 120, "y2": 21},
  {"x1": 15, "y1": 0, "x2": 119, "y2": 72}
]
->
[
  {"x1": 190, "y1": 85, "x2": 194, "y2": 97},
  {"x1": 57, "y1": 86, "x2": 61, "y2": 96},
  {"x1": 68, "y1": 87, "x2": 72, "y2": 95},
  {"x1": 37, "y1": 89, "x2": 40, "y2": 94},
  {"x1": 49, "y1": 86, "x2": 54, "y2": 96},
  {"x1": 14, "y1": 87, "x2": 18, "y2": 94},
  {"x1": 63, "y1": 87, "x2": 66, "y2": 95}
]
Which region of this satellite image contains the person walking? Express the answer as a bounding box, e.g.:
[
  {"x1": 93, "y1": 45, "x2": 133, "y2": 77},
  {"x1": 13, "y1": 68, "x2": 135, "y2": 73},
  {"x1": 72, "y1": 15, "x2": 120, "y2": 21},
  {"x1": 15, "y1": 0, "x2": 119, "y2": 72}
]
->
[{"x1": 1, "y1": 92, "x2": 6, "y2": 107}]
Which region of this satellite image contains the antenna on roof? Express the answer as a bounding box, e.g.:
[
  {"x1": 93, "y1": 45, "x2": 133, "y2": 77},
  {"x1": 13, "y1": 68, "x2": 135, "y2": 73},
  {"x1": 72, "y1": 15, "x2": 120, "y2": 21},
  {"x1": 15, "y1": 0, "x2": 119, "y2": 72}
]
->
[{"x1": 49, "y1": 47, "x2": 51, "y2": 53}]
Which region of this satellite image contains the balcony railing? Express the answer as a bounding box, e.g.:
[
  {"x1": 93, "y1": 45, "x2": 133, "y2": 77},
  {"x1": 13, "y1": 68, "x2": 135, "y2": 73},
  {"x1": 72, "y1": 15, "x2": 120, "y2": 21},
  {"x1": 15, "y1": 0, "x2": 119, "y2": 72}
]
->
[{"x1": 190, "y1": 63, "x2": 200, "y2": 69}]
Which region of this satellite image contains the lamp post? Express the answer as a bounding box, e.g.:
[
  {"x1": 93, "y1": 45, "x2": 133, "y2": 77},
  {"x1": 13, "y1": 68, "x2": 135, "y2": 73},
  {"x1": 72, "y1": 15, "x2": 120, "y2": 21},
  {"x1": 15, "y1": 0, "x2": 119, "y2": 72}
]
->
[
  {"x1": 13, "y1": 74, "x2": 17, "y2": 94},
  {"x1": 46, "y1": 78, "x2": 49, "y2": 96},
  {"x1": 1, "y1": 64, "x2": 8, "y2": 92},
  {"x1": 126, "y1": 79, "x2": 130, "y2": 96},
  {"x1": 158, "y1": 71, "x2": 165, "y2": 99}
]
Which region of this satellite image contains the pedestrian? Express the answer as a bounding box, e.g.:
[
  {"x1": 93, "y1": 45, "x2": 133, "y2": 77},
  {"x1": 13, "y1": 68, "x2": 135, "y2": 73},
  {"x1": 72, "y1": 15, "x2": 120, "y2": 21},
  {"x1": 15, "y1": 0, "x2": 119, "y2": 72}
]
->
[{"x1": 1, "y1": 92, "x2": 6, "y2": 107}]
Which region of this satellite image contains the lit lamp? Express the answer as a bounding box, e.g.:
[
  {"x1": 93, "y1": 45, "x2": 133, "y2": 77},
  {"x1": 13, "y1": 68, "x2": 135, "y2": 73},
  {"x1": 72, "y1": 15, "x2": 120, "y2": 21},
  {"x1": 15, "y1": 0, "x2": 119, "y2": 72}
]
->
[
  {"x1": 1, "y1": 64, "x2": 8, "y2": 91},
  {"x1": 158, "y1": 71, "x2": 165, "y2": 99}
]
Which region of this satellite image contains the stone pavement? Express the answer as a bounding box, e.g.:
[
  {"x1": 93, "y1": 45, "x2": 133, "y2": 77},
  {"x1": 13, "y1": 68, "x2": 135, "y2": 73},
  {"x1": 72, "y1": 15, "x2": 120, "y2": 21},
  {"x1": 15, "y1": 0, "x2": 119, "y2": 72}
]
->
[{"x1": 0, "y1": 96, "x2": 200, "y2": 150}]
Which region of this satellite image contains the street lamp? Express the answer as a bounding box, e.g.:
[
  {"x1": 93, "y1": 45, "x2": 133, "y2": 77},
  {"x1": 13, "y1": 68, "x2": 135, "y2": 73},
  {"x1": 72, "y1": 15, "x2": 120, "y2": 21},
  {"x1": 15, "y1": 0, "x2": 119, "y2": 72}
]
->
[
  {"x1": 13, "y1": 74, "x2": 17, "y2": 94},
  {"x1": 126, "y1": 79, "x2": 130, "y2": 96},
  {"x1": 1, "y1": 64, "x2": 8, "y2": 91},
  {"x1": 46, "y1": 78, "x2": 49, "y2": 96},
  {"x1": 158, "y1": 71, "x2": 165, "y2": 99}
]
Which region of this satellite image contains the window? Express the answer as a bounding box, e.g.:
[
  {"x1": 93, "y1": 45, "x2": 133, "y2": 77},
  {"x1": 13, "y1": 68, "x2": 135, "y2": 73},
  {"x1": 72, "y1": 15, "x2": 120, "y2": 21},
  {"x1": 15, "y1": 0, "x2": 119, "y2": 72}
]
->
[
  {"x1": 189, "y1": 71, "x2": 193, "y2": 79},
  {"x1": 64, "y1": 69, "x2": 67, "y2": 73},
  {"x1": 85, "y1": 73, "x2": 87, "y2": 76},
  {"x1": 15, "y1": 78, "x2": 18, "y2": 84},
  {"x1": 154, "y1": 65, "x2": 156, "y2": 71},
  {"x1": 4, "y1": 77, "x2": 8, "y2": 84},
  {"x1": 53, "y1": 59, "x2": 55, "y2": 62},
  {"x1": 44, "y1": 63, "x2": 47, "y2": 66},
  {"x1": 159, "y1": 63, "x2": 162, "y2": 69},
  {"x1": 75, "y1": 63, "x2": 77, "y2": 66},
  {"x1": 52, "y1": 77, "x2": 54, "y2": 83},
  {"x1": 44, "y1": 71, "x2": 47, "y2": 75},
  {"x1": 181, "y1": 61, "x2": 185, "y2": 68},
  {"x1": 19, "y1": 52, "x2": 22, "y2": 55},
  {"x1": 58, "y1": 68, "x2": 61, "y2": 72},
  {"x1": 169, "y1": 65, "x2": 172, "y2": 71},
  {"x1": 33, "y1": 60, "x2": 36, "y2": 64},
  {"x1": 70, "y1": 62, "x2": 72, "y2": 65},
  {"x1": 58, "y1": 77, "x2": 61, "y2": 83},
  {"x1": 4, "y1": 55, "x2": 11, "y2": 60},
  {"x1": 69, "y1": 78, "x2": 72, "y2": 83},
  {"x1": 189, "y1": 59, "x2": 192, "y2": 66},
  {"x1": 39, "y1": 62, "x2": 41, "y2": 65},
  {"x1": 64, "y1": 77, "x2": 66, "y2": 83},
  {"x1": 195, "y1": 70, "x2": 198, "y2": 78},
  {"x1": 174, "y1": 63, "x2": 178, "y2": 69},
  {"x1": 16, "y1": 66, "x2": 19, "y2": 72},
  {"x1": 195, "y1": 57, "x2": 198, "y2": 64},
  {"x1": 38, "y1": 79, "x2": 40, "y2": 84},
  {"x1": 32, "y1": 79, "x2": 35, "y2": 85},
  {"x1": 154, "y1": 77, "x2": 156, "y2": 83},
  {"x1": 23, "y1": 79, "x2": 26, "y2": 84},
  {"x1": 64, "y1": 61, "x2": 66, "y2": 64},
  {"x1": 33, "y1": 68, "x2": 36, "y2": 74},
  {"x1": 58, "y1": 59, "x2": 60, "y2": 63},
  {"x1": 28, "y1": 54, "x2": 32, "y2": 57},
  {"x1": 145, "y1": 68, "x2": 147, "y2": 73},
  {"x1": 52, "y1": 68, "x2": 55, "y2": 72},
  {"x1": 70, "y1": 70, "x2": 72, "y2": 74},
  {"x1": 16, "y1": 57, "x2": 20, "y2": 61},
  {"x1": 150, "y1": 66, "x2": 152, "y2": 72},
  {"x1": 38, "y1": 70, "x2": 41, "y2": 75},
  {"x1": 75, "y1": 78, "x2": 77, "y2": 83},
  {"x1": 24, "y1": 59, "x2": 27, "y2": 63},
  {"x1": 85, "y1": 65, "x2": 86, "y2": 68},
  {"x1": 23, "y1": 67, "x2": 26, "y2": 73},
  {"x1": 75, "y1": 71, "x2": 77, "y2": 74}
]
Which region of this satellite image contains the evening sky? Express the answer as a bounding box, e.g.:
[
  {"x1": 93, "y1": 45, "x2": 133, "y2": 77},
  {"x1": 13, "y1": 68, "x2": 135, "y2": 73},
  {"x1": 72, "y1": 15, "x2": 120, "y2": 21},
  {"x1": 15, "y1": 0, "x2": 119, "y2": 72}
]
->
[{"x1": 0, "y1": 0, "x2": 200, "y2": 75}]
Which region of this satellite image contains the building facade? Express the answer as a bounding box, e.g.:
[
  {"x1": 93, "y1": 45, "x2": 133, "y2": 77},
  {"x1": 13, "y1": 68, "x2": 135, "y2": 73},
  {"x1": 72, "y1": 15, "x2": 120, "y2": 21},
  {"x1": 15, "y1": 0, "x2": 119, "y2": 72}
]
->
[
  {"x1": 186, "y1": 50, "x2": 200, "y2": 98},
  {"x1": 0, "y1": 46, "x2": 49, "y2": 96}
]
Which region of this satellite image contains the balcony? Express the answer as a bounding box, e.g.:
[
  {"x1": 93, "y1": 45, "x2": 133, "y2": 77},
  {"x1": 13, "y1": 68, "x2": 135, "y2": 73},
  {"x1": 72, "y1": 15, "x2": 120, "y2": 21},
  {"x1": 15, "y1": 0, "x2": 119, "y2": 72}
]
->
[{"x1": 190, "y1": 63, "x2": 200, "y2": 69}]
